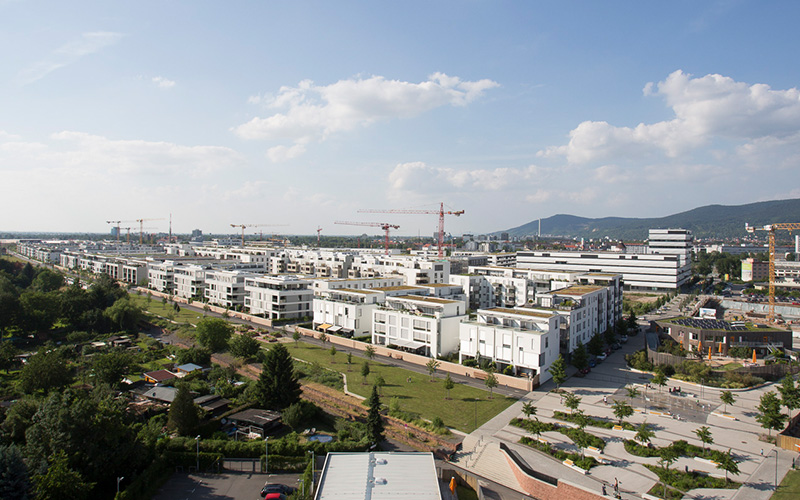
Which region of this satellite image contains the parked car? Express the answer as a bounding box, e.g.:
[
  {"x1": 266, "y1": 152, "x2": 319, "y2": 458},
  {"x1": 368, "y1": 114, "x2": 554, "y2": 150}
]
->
[
  {"x1": 578, "y1": 367, "x2": 591, "y2": 376},
  {"x1": 611, "y1": 343, "x2": 622, "y2": 350},
  {"x1": 596, "y1": 353, "x2": 608, "y2": 362},
  {"x1": 620, "y1": 335, "x2": 628, "y2": 343},
  {"x1": 589, "y1": 357, "x2": 597, "y2": 368},
  {"x1": 261, "y1": 484, "x2": 296, "y2": 497},
  {"x1": 263, "y1": 494, "x2": 287, "y2": 500}
]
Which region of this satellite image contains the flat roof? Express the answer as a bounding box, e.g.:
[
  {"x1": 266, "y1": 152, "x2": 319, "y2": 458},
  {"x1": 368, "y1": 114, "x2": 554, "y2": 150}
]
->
[
  {"x1": 584, "y1": 272, "x2": 620, "y2": 278},
  {"x1": 424, "y1": 283, "x2": 458, "y2": 288},
  {"x1": 549, "y1": 285, "x2": 603, "y2": 296},
  {"x1": 373, "y1": 285, "x2": 420, "y2": 292},
  {"x1": 484, "y1": 307, "x2": 554, "y2": 319},
  {"x1": 316, "y1": 452, "x2": 442, "y2": 500},
  {"x1": 336, "y1": 288, "x2": 380, "y2": 295},
  {"x1": 392, "y1": 295, "x2": 458, "y2": 305}
]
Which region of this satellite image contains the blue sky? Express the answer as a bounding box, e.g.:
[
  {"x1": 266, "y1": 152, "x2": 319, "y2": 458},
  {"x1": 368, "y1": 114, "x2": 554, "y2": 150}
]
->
[{"x1": 2, "y1": 1, "x2": 800, "y2": 236}]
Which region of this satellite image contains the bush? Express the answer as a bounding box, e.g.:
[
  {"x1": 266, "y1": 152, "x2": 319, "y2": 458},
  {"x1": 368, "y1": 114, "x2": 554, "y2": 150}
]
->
[
  {"x1": 552, "y1": 410, "x2": 635, "y2": 431},
  {"x1": 295, "y1": 361, "x2": 344, "y2": 390},
  {"x1": 462, "y1": 358, "x2": 478, "y2": 368},
  {"x1": 519, "y1": 436, "x2": 598, "y2": 470},
  {"x1": 626, "y1": 350, "x2": 654, "y2": 372}
]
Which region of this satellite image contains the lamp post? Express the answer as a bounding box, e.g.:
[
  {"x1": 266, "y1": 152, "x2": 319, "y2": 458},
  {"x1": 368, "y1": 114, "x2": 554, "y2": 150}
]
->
[
  {"x1": 773, "y1": 449, "x2": 779, "y2": 490},
  {"x1": 117, "y1": 476, "x2": 124, "y2": 494},
  {"x1": 265, "y1": 436, "x2": 269, "y2": 474},
  {"x1": 195, "y1": 435, "x2": 200, "y2": 473},
  {"x1": 308, "y1": 450, "x2": 315, "y2": 496},
  {"x1": 299, "y1": 478, "x2": 305, "y2": 497}
]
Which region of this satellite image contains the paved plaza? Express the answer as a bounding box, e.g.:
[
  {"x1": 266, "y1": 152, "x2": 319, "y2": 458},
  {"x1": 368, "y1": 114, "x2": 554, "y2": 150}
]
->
[{"x1": 451, "y1": 317, "x2": 800, "y2": 500}]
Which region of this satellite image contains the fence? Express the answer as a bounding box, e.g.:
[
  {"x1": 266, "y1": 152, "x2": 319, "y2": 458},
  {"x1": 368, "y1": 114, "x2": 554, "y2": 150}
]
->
[{"x1": 778, "y1": 412, "x2": 800, "y2": 452}]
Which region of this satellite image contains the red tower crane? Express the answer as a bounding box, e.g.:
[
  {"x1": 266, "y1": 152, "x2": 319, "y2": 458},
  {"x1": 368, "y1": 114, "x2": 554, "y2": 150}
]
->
[
  {"x1": 335, "y1": 221, "x2": 400, "y2": 255},
  {"x1": 316, "y1": 226, "x2": 323, "y2": 247},
  {"x1": 359, "y1": 202, "x2": 464, "y2": 257}
]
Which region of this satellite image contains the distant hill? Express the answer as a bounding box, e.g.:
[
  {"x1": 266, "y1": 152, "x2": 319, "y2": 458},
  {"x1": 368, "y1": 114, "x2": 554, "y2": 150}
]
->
[{"x1": 501, "y1": 198, "x2": 800, "y2": 240}]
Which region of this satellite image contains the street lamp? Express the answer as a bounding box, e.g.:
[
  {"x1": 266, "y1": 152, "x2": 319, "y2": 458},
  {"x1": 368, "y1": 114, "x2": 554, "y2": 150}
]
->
[
  {"x1": 308, "y1": 450, "x2": 315, "y2": 496},
  {"x1": 265, "y1": 436, "x2": 269, "y2": 474},
  {"x1": 298, "y1": 478, "x2": 305, "y2": 497},
  {"x1": 773, "y1": 449, "x2": 779, "y2": 490},
  {"x1": 195, "y1": 435, "x2": 200, "y2": 473},
  {"x1": 117, "y1": 476, "x2": 124, "y2": 494}
]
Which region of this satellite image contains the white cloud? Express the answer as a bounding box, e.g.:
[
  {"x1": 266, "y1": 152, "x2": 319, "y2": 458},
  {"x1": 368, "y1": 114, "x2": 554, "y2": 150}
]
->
[
  {"x1": 388, "y1": 161, "x2": 557, "y2": 194},
  {"x1": 0, "y1": 131, "x2": 244, "y2": 177},
  {"x1": 235, "y1": 73, "x2": 499, "y2": 158},
  {"x1": 152, "y1": 76, "x2": 176, "y2": 89},
  {"x1": 267, "y1": 144, "x2": 307, "y2": 162},
  {"x1": 543, "y1": 70, "x2": 800, "y2": 164},
  {"x1": 17, "y1": 31, "x2": 123, "y2": 84}
]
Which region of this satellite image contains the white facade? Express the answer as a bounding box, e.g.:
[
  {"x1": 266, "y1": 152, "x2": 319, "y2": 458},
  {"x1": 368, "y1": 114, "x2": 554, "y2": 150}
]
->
[
  {"x1": 313, "y1": 288, "x2": 382, "y2": 337},
  {"x1": 372, "y1": 295, "x2": 466, "y2": 357},
  {"x1": 311, "y1": 277, "x2": 404, "y2": 295},
  {"x1": 148, "y1": 261, "x2": 176, "y2": 293},
  {"x1": 458, "y1": 307, "x2": 559, "y2": 381},
  {"x1": 173, "y1": 264, "x2": 208, "y2": 300},
  {"x1": 647, "y1": 228, "x2": 694, "y2": 256},
  {"x1": 245, "y1": 275, "x2": 312, "y2": 320},
  {"x1": 204, "y1": 270, "x2": 255, "y2": 309},
  {"x1": 516, "y1": 249, "x2": 690, "y2": 290}
]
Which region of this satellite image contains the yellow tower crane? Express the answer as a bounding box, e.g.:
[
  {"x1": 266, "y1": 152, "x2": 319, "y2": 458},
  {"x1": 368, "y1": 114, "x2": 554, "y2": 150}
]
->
[{"x1": 745, "y1": 222, "x2": 800, "y2": 322}]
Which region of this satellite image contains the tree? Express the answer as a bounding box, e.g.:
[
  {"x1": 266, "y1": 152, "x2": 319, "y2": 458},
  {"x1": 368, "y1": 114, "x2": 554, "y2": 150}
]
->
[
  {"x1": 31, "y1": 269, "x2": 64, "y2": 293},
  {"x1": 229, "y1": 334, "x2": 260, "y2": 361},
  {"x1": 756, "y1": 391, "x2": 787, "y2": 437},
  {"x1": 626, "y1": 385, "x2": 640, "y2": 405},
  {"x1": 18, "y1": 290, "x2": 60, "y2": 332},
  {"x1": 256, "y1": 344, "x2": 301, "y2": 410},
  {"x1": 426, "y1": 358, "x2": 440, "y2": 381},
  {"x1": 292, "y1": 330, "x2": 301, "y2": 346},
  {"x1": 485, "y1": 370, "x2": 498, "y2": 398},
  {"x1": 612, "y1": 400, "x2": 633, "y2": 425},
  {"x1": 657, "y1": 446, "x2": 679, "y2": 498},
  {"x1": 716, "y1": 448, "x2": 741, "y2": 483},
  {"x1": 318, "y1": 332, "x2": 328, "y2": 344},
  {"x1": 652, "y1": 372, "x2": 667, "y2": 392},
  {"x1": 564, "y1": 392, "x2": 581, "y2": 414},
  {"x1": 443, "y1": 373, "x2": 455, "y2": 400},
  {"x1": 366, "y1": 385, "x2": 384, "y2": 445},
  {"x1": 571, "y1": 343, "x2": 588, "y2": 371},
  {"x1": 20, "y1": 348, "x2": 72, "y2": 393},
  {"x1": 547, "y1": 354, "x2": 567, "y2": 391},
  {"x1": 0, "y1": 340, "x2": 19, "y2": 373},
  {"x1": 361, "y1": 361, "x2": 370, "y2": 384},
  {"x1": 168, "y1": 383, "x2": 199, "y2": 436},
  {"x1": 329, "y1": 344, "x2": 337, "y2": 363},
  {"x1": 522, "y1": 401, "x2": 537, "y2": 421},
  {"x1": 365, "y1": 345, "x2": 376, "y2": 360},
  {"x1": 720, "y1": 390, "x2": 736, "y2": 414},
  {"x1": 33, "y1": 451, "x2": 94, "y2": 500},
  {"x1": 694, "y1": 426, "x2": 713, "y2": 452},
  {"x1": 92, "y1": 350, "x2": 132, "y2": 388},
  {"x1": 778, "y1": 375, "x2": 800, "y2": 418},
  {"x1": 588, "y1": 333, "x2": 604, "y2": 357},
  {"x1": 346, "y1": 351, "x2": 352, "y2": 366},
  {"x1": 635, "y1": 422, "x2": 654, "y2": 446},
  {"x1": 0, "y1": 444, "x2": 30, "y2": 500},
  {"x1": 604, "y1": 327, "x2": 617, "y2": 346},
  {"x1": 374, "y1": 374, "x2": 386, "y2": 395},
  {"x1": 195, "y1": 317, "x2": 233, "y2": 352}
]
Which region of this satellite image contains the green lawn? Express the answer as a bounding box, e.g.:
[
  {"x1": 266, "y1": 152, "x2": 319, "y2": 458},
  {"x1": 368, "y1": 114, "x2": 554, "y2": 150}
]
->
[
  {"x1": 772, "y1": 470, "x2": 800, "y2": 500},
  {"x1": 130, "y1": 294, "x2": 207, "y2": 325},
  {"x1": 278, "y1": 341, "x2": 516, "y2": 433}
]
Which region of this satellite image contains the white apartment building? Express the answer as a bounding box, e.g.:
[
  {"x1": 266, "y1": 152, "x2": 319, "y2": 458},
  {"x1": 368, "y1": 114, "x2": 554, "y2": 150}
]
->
[
  {"x1": 245, "y1": 275, "x2": 312, "y2": 320},
  {"x1": 372, "y1": 294, "x2": 466, "y2": 357},
  {"x1": 173, "y1": 264, "x2": 208, "y2": 300},
  {"x1": 311, "y1": 277, "x2": 404, "y2": 295},
  {"x1": 534, "y1": 283, "x2": 616, "y2": 355},
  {"x1": 647, "y1": 229, "x2": 693, "y2": 256},
  {"x1": 148, "y1": 261, "x2": 176, "y2": 294},
  {"x1": 204, "y1": 270, "x2": 256, "y2": 309},
  {"x1": 458, "y1": 307, "x2": 559, "y2": 381},
  {"x1": 349, "y1": 255, "x2": 450, "y2": 285},
  {"x1": 313, "y1": 288, "x2": 383, "y2": 337}
]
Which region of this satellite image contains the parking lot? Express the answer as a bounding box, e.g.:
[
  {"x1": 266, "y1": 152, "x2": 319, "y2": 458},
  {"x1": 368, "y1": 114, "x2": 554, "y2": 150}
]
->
[{"x1": 152, "y1": 471, "x2": 302, "y2": 500}]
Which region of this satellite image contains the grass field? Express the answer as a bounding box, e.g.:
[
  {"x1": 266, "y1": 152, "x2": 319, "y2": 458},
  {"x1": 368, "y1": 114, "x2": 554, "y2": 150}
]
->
[
  {"x1": 278, "y1": 341, "x2": 516, "y2": 433},
  {"x1": 772, "y1": 470, "x2": 800, "y2": 500},
  {"x1": 130, "y1": 294, "x2": 207, "y2": 325}
]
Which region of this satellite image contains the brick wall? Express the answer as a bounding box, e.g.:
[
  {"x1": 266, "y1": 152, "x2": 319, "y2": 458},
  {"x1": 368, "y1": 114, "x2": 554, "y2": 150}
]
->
[{"x1": 503, "y1": 449, "x2": 604, "y2": 500}]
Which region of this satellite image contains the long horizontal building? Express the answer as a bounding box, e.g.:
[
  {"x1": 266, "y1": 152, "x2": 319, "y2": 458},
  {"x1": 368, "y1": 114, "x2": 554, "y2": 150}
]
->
[{"x1": 516, "y1": 229, "x2": 693, "y2": 291}]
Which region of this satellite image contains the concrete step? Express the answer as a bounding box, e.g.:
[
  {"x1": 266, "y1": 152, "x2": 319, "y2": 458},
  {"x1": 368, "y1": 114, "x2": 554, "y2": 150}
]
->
[{"x1": 471, "y1": 441, "x2": 520, "y2": 490}]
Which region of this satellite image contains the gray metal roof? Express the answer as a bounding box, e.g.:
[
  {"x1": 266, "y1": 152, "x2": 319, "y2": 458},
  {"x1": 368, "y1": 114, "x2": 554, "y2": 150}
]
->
[{"x1": 315, "y1": 452, "x2": 442, "y2": 500}]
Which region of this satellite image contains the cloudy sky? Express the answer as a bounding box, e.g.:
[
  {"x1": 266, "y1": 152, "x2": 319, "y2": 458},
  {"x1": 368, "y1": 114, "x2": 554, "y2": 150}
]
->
[{"x1": 2, "y1": 1, "x2": 800, "y2": 236}]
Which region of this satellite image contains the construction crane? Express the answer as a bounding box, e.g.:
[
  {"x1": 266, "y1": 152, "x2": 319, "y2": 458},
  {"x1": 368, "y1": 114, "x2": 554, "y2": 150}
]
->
[
  {"x1": 120, "y1": 227, "x2": 156, "y2": 245},
  {"x1": 335, "y1": 221, "x2": 400, "y2": 255},
  {"x1": 745, "y1": 222, "x2": 800, "y2": 322},
  {"x1": 135, "y1": 218, "x2": 165, "y2": 244},
  {"x1": 316, "y1": 226, "x2": 323, "y2": 247},
  {"x1": 230, "y1": 223, "x2": 288, "y2": 247},
  {"x1": 359, "y1": 202, "x2": 464, "y2": 257},
  {"x1": 106, "y1": 220, "x2": 136, "y2": 243}
]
